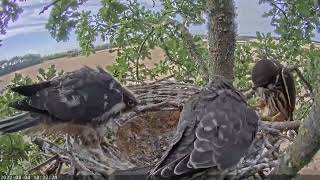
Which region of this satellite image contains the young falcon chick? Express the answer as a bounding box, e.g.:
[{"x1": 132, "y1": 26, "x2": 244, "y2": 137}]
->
[
  {"x1": 251, "y1": 59, "x2": 296, "y2": 122},
  {"x1": 0, "y1": 66, "x2": 138, "y2": 145},
  {"x1": 148, "y1": 76, "x2": 259, "y2": 180}
]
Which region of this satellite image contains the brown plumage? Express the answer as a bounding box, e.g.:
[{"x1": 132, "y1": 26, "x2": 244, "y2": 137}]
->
[{"x1": 251, "y1": 59, "x2": 296, "y2": 121}]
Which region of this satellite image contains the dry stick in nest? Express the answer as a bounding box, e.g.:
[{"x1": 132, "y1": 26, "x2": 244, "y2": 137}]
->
[
  {"x1": 28, "y1": 154, "x2": 59, "y2": 174},
  {"x1": 230, "y1": 120, "x2": 299, "y2": 179},
  {"x1": 29, "y1": 79, "x2": 301, "y2": 177}
]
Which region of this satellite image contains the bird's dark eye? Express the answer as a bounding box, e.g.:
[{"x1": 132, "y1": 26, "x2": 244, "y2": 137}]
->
[{"x1": 127, "y1": 100, "x2": 135, "y2": 106}]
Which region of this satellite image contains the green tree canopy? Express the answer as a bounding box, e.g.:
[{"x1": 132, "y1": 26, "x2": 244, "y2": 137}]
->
[{"x1": 0, "y1": 0, "x2": 320, "y2": 177}]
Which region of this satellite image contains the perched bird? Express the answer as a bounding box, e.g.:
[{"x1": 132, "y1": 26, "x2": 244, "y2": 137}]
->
[
  {"x1": 148, "y1": 76, "x2": 259, "y2": 180},
  {"x1": 0, "y1": 66, "x2": 138, "y2": 145},
  {"x1": 251, "y1": 59, "x2": 296, "y2": 122}
]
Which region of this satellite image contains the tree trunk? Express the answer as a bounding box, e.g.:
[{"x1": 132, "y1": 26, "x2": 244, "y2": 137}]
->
[
  {"x1": 273, "y1": 89, "x2": 320, "y2": 179},
  {"x1": 207, "y1": 0, "x2": 236, "y2": 81}
]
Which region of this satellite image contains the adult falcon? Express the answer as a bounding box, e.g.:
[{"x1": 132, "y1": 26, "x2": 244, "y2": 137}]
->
[
  {"x1": 0, "y1": 66, "x2": 138, "y2": 145},
  {"x1": 251, "y1": 59, "x2": 296, "y2": 122},
  {"x1": 148, "y1": 76, "x2": 259, "y2": 180}
]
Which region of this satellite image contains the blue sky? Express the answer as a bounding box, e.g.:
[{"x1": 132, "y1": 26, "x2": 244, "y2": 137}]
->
[{"x1": 0, "y1": 0, "x2": 319, "y2": 60}]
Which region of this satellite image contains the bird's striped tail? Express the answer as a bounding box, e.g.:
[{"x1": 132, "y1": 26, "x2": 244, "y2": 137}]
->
[{"x1": 0, "y1": 112, "x2": 41, "y2": 134}]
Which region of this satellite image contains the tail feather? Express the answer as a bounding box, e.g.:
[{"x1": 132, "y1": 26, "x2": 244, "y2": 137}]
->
[
  {"x1": 0, "y1": 112, "x2": 41, "y2": 134},
  {"x1": 2, "y1": 119, "x2": 40, "y2": 133},
  {"x1": 0, "y1": 112, "x2": 29, "y2": 126},
  {"x1": 11, "y1": 81, "x2": 51, "y2": 97}
]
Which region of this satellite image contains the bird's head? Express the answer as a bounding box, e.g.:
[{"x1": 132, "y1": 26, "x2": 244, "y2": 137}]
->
[
  {"x1": 251, "y1": 59, "x2": 283, "y2": 89},
  {"x1": 122, "y1": 87, "x2": 139, "y2": 110},
  {"x1": 206, "y1": 75, "x2": 247, "y2": 102},
  {"x1": 207, "y1": 75, "x2": 234, "y2": 90}
]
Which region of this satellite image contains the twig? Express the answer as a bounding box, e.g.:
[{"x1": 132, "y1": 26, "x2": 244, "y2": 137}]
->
[
  {"x1": 135, "y1": 99, "x2": 170, "y2": 112},
  {"x1": 268, "y1": 1, "x2": 288, "y2": 20},
  {"x1": 71, "y1": 155, "x2": 93, "y2": 175},
  {"x1": 291, "y1": 67, "x2": 314, "y2": 97},
  {"x1": 232, "y1": 160, "x2": 279, "y2": 179},
  {"x1": 72, "y1": 152, "x2": 112, "y2": 174},
  {"x1": 28, "y1": 155, "x2": 59, "y2": 173},
  {"x1": 262, "y1": 120, "x2": 300, "y2": 131},
  {"x1": 259, "y1": 121, "x2": 296, "y2": 141},
  {"x1": 39, "y1": 0, "x2": 62, "y2": 15},
  {"x1": 262, "y1": 127, "x2": 292, "y2": 141},
  {"x1": 43, "y1": 159, "x2": 60, "y2": 175},
  {"x1": 32, "y1": 137, "x2": 65, "y2": 154},
  {"x1": 298, "y1": 103, "x2": 313, "y2": 120},
  {"x1": 152, "y1": 75, "x2": 175, "y2": 84},
  {"x1": 152, "y1": 0, "x2": 156, "y2": 7},
  {"x1": 135, "y1": 27, "x2": 155, "y2": 81},
  {"x1": 162, "y1": 46, "x2": 184, "y2": 67},
  {"x1": 56, "y1": 162, "x2": 63, "y2": 176}
]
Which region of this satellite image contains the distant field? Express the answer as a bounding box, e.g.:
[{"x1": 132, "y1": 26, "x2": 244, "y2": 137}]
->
[
  {"x1": 2, "y1": 37, "x2": 319, "y2": 91},
  {"x1": 0, "y1": 48, "x2": 165, "y2": 91}
]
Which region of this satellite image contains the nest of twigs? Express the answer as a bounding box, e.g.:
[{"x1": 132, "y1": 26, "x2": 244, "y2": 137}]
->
[{"x1": 29, "y1": 78, "x2": 301, "y2": 179}]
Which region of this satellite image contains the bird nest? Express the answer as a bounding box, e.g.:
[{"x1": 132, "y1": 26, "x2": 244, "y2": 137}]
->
[{"x1": 30, "y1": 78, "x2": 301, "y2": 179}]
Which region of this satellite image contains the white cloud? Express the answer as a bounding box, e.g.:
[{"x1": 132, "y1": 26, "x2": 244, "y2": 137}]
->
[
  {"x1": 2, "y1": 0, "x2": 163, "y2": 40},
  {"x1": 2, "y1": 0, "x2": 102, "y2": 40},
  {"x1": 1, "y1": 1, "x2": 48, "y2": 39},
  {"x1": 1, "y1": 25, "x2": 46, "y2": 40}
]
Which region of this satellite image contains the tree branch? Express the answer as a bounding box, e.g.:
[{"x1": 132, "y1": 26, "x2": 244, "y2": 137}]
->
[
  {"x1": 262, "y1": 120, "x2": 301, "y2": 131},
  {"x1": 291, "y1": 66, "x2": 314, "y2": 97},
  {"x1": 135, "y1": 27, "x2": 155, "y2": 81},
  {"x1": 269, "y1": 0, "x2": 288, "y2": 20},
  {"x1": 207, "y1": 0, "x2": 236, "y2": 81},
  {"x1": 39, "y1": 0, "x2": 62, "y2": 15}
]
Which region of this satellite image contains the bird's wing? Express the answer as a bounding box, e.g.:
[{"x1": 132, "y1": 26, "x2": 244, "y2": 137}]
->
[
  {"x1": 11, "y1": 81, "x2": 52, "y2": 96},
  {"x1": 149, "y1": 88, "x2": 258, "y2": 179},
  {"x1": 148, "y1": 93, "x2": 201, "y2": 178},
  {"x1": 10, "y1": 67, "x2": 126, "y2": 123}
]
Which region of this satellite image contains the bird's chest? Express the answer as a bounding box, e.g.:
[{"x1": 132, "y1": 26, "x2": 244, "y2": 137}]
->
[{"x1": 255, "y1": 86, "x2": 285, "y2": 117}]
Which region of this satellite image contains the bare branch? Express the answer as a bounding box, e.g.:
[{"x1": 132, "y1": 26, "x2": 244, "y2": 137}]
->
[
  {"x1": 232, "y1": 160, "x2": 279, "y2": 179},
  {"x1": 28, "y1": 155, "x2": 59, "y2": 173},
  {"x1": 135, "y1": 27, "x2": 155, "y2": 81},
  {"x1": 291, "y1": 67, "x2": 314, "y2": 97},
  {"x1": 269, "y1": 1, "x2": 288, "y2": 20},
  {"x1": 262, "y1": 120, "x2": 300, "y2": 131},
  {"x1": 39, "y1": 0, "x2": 62, "y2": 15}
]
